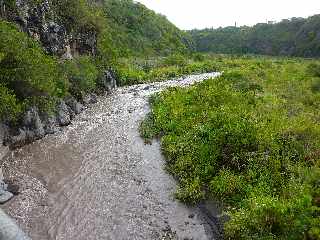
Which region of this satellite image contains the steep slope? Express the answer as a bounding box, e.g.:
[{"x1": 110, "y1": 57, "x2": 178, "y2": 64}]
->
[
  {"x1": 100, "y1": 0, "x2": 194, "y2": 56},
  {"x1": 190, "y1": 14, "x2": 320, "y2": 57},
  {"x1": 0, "y1": 0, "x2": 193, "y2": 124}
]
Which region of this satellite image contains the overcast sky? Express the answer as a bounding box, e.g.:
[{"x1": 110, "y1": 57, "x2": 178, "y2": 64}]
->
[{"x1": 136, "y1": 0, "x2": 320, "y2": 30}]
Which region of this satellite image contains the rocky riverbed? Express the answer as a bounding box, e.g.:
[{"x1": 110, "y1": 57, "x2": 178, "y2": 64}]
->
[{"x1": 0, "y1": 73, "x2": 222, "y2": 240}]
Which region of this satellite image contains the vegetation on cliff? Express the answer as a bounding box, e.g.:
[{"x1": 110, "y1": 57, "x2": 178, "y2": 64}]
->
[
  {"x1": 101, "y1": 0, "x2": 193, "y2": 57},
  {"x1": 0, "y1": 21, "x2": 68, "y2": 121},
  {"x1": 0, "y1": 0, "x2": 193, "y2": 121}
]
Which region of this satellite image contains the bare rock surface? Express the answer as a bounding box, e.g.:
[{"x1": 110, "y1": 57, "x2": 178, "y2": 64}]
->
[{"x1": 2, "y1": 73, "x2": 221, "y2": 240}]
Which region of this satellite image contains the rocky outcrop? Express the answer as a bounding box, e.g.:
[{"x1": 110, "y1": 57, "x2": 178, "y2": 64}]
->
[
  {"x1": 99, "y1": 69, "x2": 118, "y2": 93},
  {"x1": 2, "y1": 88, "x2": 119, "y2": 148},
  {"x1": 23, "y1": 107, "x2": 46, "y2": 141},
  {"x1": 1, "y1": 0, "x2": 97, "y2": 58},
  {"x1": 0, "y1": 124, "x2": 9, "y2": 161}
]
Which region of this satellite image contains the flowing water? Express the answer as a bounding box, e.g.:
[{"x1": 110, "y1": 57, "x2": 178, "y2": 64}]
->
[{"x1": 1, "y1": 73, "x2": 222, "y2": 240}]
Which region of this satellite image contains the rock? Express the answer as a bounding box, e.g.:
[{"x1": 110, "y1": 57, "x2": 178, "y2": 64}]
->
[
  {"x1": 56, "y1": 101, "x2": 71, "y2": 126},
  {"x1": 61, "y1": 44, "x2": 73, "y2": 60},
  {"x1": 0, "y1": 208, "x2": 31, "y2": 239},
  {"x1": 73, "y1": 31, "x2": 97, "y2": 56},
  {"x1": 5, "y1": 129, "x2": 27, "y2": 148},
  {"x1": 98, "y1": 70, "x2": 117, "y2": 93},
  {"x1": 65, "y1": 97, "x2": 84, "y2": 115},
  {"x1": 0, "y1": 191, "x2": 13, "y2": 204},
  {"x1": 82, "y1": 93, "x2": 98, "y2": 105},
  {"x1": 23, "y1": 107, "x2": 45, "y2": 140},
  {"x1": 0, "y1": 180, "x2": 13, "y2": 204},
  {"x1": 42, "y1": 114, "x2": 59, "y2": 135},
  {"x1": 0, "y1": 124, "x2": 9, "y2": 160},
  {"x1": 42, "y1": 21, "x2": 69, "y2": 56},
  {"x1": 4, "y1": 180, "x2": 20, "y2": 196}
]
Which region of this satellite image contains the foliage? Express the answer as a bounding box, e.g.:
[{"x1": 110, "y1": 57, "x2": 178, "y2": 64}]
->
[
  {"x1": 60, "y1": 56, "x2": 98, "y2": 99},
  {"x1": 0, "y1": 84, "x2": 21, "y2": 121},
  {"x1": 101, "y1": 0, "x2": 194, "y2": 57},
  {"x1": 115, "y1": 55, "x2": 218, "y2": 86},
  {"x1": 141, "y1": 56, "x2": 320, "y2": 239},
  {"x1": 0, "y1": 20, "x2": 68, "y2": 120},
  {"x1": 51, "y1": 0, "x2": 105, "y2": 33},
  {"x1": 190, "y1": 15, "x2": 320, "y2": 57}
]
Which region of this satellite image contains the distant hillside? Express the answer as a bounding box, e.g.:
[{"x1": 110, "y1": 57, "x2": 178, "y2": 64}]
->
[
  {"x1": 100, "y1": 0, "x2": 193, "y2": 56},
  {"x1": 190, "y1": 15, "x2": 320, "y2": 57}
]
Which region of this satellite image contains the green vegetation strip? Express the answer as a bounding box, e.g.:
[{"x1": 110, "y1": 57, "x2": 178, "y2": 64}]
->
[{"x1": 141, "y1": 56, "x2": 320, "y2": 239}]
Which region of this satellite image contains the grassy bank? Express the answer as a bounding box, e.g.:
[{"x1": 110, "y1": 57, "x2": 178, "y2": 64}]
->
[
  {"x1": 114, "y1": 54, "x2": 219, "y2": 86},
  {"x1": 141, "y1": 56, "x2": 320, "y2": 239}
]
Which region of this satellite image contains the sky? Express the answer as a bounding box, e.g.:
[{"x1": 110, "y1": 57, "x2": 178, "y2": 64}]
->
[{"x1": 136, "y1": 0, "x2": 320, "y2": 30}]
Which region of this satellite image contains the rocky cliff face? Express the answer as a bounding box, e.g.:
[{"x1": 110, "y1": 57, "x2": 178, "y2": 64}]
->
[
  {"x1": 1, "y1": 0, "x2": 97, "y2": 59},
  {"x1": 3, "y1": 73, "x2": 117, "y2": 149}
]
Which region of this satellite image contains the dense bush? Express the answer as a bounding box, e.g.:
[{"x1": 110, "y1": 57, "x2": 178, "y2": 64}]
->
[
  {"x1": 141, "y1": 57, "x2": 320, "y2": 239},
  {"x1": 307, "y1": 63, "x2": 320, "y2": 77},
  {"x1": 0, "y1": 84, "x2": 21, "y2": 121},
  {"x1": 115, "y1": 55, "x2": 218, "y2": 86},
  {"x1": 101, "y1": 0, "x2": 193, "y2": 57},
  {"x1": 51, "y1": 0, "x2": 104, "y2": 33},
  {"x1": 0, "y1": 20, "x2": 68, "y2": 120},
  {"x1": 60, "y1": 56, "x2": 98, "y2": 99}
]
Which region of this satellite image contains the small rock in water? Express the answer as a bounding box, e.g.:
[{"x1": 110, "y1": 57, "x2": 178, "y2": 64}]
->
[
  {"x1": 5, "y1": 180, "x2": 20, "y2": 196},
  {"x1": 0, "y1": 180, "x2": 13, "y2": 204},
  {"x1": 0, "y1": 191, "x2": 13, "y2": 204}
]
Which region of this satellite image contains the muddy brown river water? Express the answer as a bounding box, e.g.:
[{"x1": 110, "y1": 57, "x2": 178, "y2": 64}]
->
[{"x1": 1, "y1": 73, "x2": 222, "y2": 240}]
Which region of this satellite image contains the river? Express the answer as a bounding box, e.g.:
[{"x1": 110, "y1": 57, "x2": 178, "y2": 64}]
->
[{"x1": 1, "y1": 73, "x2": 221, "y2": 240}]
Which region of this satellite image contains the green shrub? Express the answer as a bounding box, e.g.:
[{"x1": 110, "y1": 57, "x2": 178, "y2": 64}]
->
[
  {"x1": 60, "y1": 56, "x2": 98, "y2": 99},
  {"x1": 0, "y1": 20, "x2": 68, "y2": 117},
  {"x1": 307, "y1": 63, "x2": 320, "y2": 77},
  {"x1": 0, "y1": 84, "x2": 21, "y2": 121},
  {"x1": 52, "y1": 0, "x2": 104, "y2": 33},
  {"x1": 163, "y1": 54, "x2": 188, "y2": 67}
]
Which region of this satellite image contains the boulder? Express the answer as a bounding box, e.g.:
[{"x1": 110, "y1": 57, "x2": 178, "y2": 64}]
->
[
  {"x1": 4, "y1": 129, "x2": 27, "y2": 148},
  {"x1": 42, "y1": 21, "x2": 69, "y2": 56},
  {"x1": 82, "y1": 93, "x2": 98, "y2": 105},
  {"x1": 23, "y1": 107, "x2": 45, "y2": 140},
  {"x1": 0, "y1": 180, "x2": 13, "y2": 204},
  {"x1": 65, "y1": 97, "x2": 84, "y2": 115},
  {"x1": 56, "y1": 100, "x2": 71, "y2": 126},
  {"x1": 0, "y1": 124, "x2": 9, "y2": 160},
  {"x1": 41, "y1": 114, "x2": 59, "y2": 135},
  {"x1": 99, "y1": 70, "x2": 117, "y2": 93}
]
